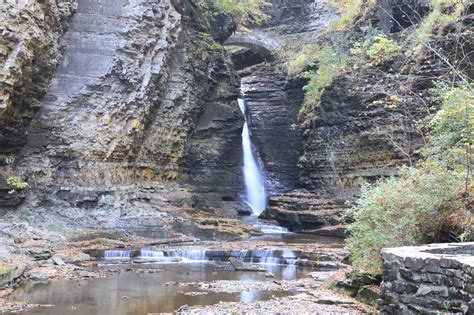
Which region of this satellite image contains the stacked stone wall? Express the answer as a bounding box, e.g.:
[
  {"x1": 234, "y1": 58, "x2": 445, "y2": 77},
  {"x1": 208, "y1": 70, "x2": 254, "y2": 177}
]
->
[{"x1": 381, "y1": 243, "x2": 474, "y2": 314}]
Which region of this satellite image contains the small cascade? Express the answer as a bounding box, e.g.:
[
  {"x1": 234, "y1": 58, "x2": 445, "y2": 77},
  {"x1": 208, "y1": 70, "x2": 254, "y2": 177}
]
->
[
  {"x1": 231, "y1": 249, "x2": 249, "y2": 261},
  {"x1": 253, "y1": 224, "x2": 289, "y2": 234},
  {"x1": 103, "y1": 250, "x2": 131, "y2": 260},
  {"x1": 139, "y1": 250, "x2": 165, "y2": 259},
  {"x1": 169, "y1": 249, "x2": 208, "y2": 262},
  {"x1": 238, "y1": 97, "x2": 267, "y2": 215},
  {"x1": 282, "y1": 249, "x2": 298, "y2": 265},
  {"x1": 247, "y1": 249, "x2": 297, "y2": 265}
]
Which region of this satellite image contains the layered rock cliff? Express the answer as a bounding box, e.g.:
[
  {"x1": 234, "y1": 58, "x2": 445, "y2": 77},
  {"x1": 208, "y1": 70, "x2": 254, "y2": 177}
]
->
[
  {"x1": 257, "y1": 0, "x2": 472, "y2": 236},
  {"x1": 0, "y1": 0, "x2": 250, "y2": 238},
  {"x1": 0, "y1": 0, "x2": 76, "y2": 153}
]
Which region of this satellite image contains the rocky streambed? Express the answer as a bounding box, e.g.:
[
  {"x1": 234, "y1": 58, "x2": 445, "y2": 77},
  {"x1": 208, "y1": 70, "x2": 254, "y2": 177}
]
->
[{"x1": 0, "y1": 225, "x2": 374, "y2": 314}]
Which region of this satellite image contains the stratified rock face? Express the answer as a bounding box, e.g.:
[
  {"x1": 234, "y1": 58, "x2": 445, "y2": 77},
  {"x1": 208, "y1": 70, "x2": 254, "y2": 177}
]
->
[
  {"x1": 0, "y1": 0, "x2": 77, "y2": 153},
  {"x1": 240, "y1": 64, "x2": 303, "y2": 193},
  {"x1": 262, "y1": 0, "x2": 336, "y2": 35},
  {"x1": 0, "y1": 0, "x2": 246, "y2": 236},
  {"x1": 231, "y1": 0, "x2": 336, "y2": 194},
  {"x1": 298, "y1": 74, "x2": 424, "y2": 194},
  {"x1": 261, "y1": 190, "x2": 348, "y2": 237}
]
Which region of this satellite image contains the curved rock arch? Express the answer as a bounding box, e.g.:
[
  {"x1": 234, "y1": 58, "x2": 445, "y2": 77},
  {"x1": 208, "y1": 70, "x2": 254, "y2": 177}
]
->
[{"x1": 223, "y1": 30, "x2": 279, "y2": 60}]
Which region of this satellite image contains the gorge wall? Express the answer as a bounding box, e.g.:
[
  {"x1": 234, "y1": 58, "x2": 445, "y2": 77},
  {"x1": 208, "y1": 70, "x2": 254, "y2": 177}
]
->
[
  {"x1": 257, "y1": 0, "x2": 470, "y2": 236},
  {"x1": 1, "y1": 0, "x2": 467, "y2": 240},
  {"x1": 0, "y1": 0, "x2": 250, "y2": 238}
]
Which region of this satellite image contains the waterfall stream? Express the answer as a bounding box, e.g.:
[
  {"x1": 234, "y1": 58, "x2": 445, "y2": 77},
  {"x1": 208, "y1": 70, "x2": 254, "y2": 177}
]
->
[{"x1": 238, "y1": 98, "x2": 267, "y2": 215}]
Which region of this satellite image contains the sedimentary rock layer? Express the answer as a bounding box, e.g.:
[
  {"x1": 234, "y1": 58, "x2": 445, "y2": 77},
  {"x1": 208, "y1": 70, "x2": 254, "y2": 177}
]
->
[{"x1": 0, "y1": 0, "x2": 246, "y2": 236}]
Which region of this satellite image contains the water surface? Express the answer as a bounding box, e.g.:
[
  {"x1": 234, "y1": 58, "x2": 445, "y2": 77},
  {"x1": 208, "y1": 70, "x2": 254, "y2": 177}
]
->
[{"x1": 7, "y1": 263, "x2": 307, "y2": 315}]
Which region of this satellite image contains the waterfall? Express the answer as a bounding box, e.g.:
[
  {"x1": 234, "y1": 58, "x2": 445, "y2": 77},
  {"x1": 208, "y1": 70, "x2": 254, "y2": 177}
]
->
[
  {"x1": 253, "y1": 224, "x2": 289, "y2": 234},
  {"x1": 238, "y1": 98, "x2": 267, "y2": 215},
  {"x1": 103, "y1": 250, "x2": 131, "y2": 260},
  {"x1": 139, "y1": 250, "x2": 165, "y2": 259},
  {"x1": 169, "y1": 249, "x2": 208, "y2": 262}
]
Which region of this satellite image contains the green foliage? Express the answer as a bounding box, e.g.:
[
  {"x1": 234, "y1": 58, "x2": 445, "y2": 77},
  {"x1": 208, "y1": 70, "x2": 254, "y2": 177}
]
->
[
  {"x1": 284, "y1": 44, "x2": 320, "y2": 76},
  {"x1": 414, "y1": 0, "x2": 465, "y2": 54},
  {"x1": 299, "y1": 47, "x2": 347, "y2": 121},
  {"x1": 351, "y1": 35, "x2": 401, "y2": 66},
  {"x1": 325, "y1": 0, "x2": 376, "y2": 32},
  {"x1": 214, "y1": 0, "x2": 272, "y2": 26},
  {"x1": 422, "y1": 83, "x2": 473, "y2": 170},
  {"x1": 346, "y1": 83, "x2": 474, "y2": 275},
  {"x1": 443, "y1": 300, "x2": 453, "y2": 312},
  {"x1": 6, "y1": 176, "x2": 28, "y2": 194},
  {"x1": 346, "y1": 166, "x2": 467, "y2": 274}
]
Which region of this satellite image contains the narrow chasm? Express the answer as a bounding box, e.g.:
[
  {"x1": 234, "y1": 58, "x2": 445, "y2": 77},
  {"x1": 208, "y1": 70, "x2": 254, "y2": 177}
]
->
[{"x1": 1, "y1": 0, "x2": 472, "y2": 313}]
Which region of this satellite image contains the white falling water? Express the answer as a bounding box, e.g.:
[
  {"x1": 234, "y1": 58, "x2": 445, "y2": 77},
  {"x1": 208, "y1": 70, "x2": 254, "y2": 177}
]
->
[
  {"x1": 139, "y1": 250, "x2": 165, "y2": 259},
  {"x1": 169, "y1": 249, "x2": 208, "y2": 262},
  {"x1": 253, "y1": 224, "x2": 289, "y2": 234},
  {"x1": 103, "y1": 250, "x2": 131, "y2": 260},
  {"x1": 238, "y1": 98, "x2": 267, "y2": 215}
]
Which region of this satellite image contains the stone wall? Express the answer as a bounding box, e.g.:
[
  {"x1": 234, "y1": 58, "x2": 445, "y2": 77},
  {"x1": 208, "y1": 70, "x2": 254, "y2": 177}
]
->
[{"x1": 381, "y1": 242, "x2": 474, "y2": 314}]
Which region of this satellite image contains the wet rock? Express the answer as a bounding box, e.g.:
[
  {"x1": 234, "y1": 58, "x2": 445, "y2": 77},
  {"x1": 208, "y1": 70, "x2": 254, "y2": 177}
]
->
[
  {"x1": 62, "y1": 253, "x2": 91, "y2": 264},
  {"x1": 71, "y1": 269, "x2": 95, "y2": 278},
  {"x1": 229, "y1": 258, "x2": 266, "y2": 272},
  {"x1": 28, "y1": 248, "x2": 53, "y2": 261},
  {"x1": 27, "y1": 271, "x2": 51, "y2": 282},
  {"x1": 261, "y1": 190, "x2": 349, "y2": 236},
  {"x1": 52, "y1": 257, "x2": 65, "y2": 266},
  {"x1": 0, "y1": 265, "x2": 25, "y2": 287}
]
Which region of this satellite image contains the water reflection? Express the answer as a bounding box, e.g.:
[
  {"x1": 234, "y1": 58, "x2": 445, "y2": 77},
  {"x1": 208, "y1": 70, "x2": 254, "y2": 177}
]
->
[{"x1": 7, "y1": 264, "x2": 307, "y2": 315}]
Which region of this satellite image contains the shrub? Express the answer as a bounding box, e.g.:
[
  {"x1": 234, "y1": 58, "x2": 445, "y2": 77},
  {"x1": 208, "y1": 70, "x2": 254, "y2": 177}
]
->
[
  {"x1": 325, "y1": 0, "x2": 376, "y2": 32},
  {"x1": 6, "y1": 176, "x2": 29, "y2": 195},
  {"x1": 422, "y1": 83, "x2": 473, "y2": 171},
  {"x1": 351, "y1": 34, "x2": 401, "y2": 66},
  {"x1": 345, "y1": 83, "x2": 474, "y2": 275},
  {"x1": 285, "y1": 44, "x2": 320, "y2": 76},
  {"x1": 346, "y1": 166, "x2": 469, "y2": 274}
]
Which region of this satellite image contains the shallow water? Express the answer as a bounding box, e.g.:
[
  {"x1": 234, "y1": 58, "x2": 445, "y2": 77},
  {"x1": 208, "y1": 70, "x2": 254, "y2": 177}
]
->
[{"x1": 7, "y1": 262, "x2": 308, "y2": 315}]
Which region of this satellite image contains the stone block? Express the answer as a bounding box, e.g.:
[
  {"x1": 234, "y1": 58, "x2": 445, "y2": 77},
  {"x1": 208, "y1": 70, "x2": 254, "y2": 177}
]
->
[
  {"x1": 404, "y1": 257, "x2": 425, "y2": 271},
  {"x1": 440, "y1": 258, "x2": 460, "y2": 269}
]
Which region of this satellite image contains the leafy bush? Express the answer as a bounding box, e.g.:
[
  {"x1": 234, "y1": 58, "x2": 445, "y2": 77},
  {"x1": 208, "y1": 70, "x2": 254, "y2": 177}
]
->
[
  {"x1": 325, "y1": 0, "x2": 376, "y2": 32},
  {"x1": 346, "y1": 166, "x2": 469, "y2": 274},
  {"x1": 351, "y1": 35, "x2": 401, "y2": 66},
  {"x1": 285, "y1": 44, "x2": 320, "y2": 76},
  {"x1": 346, "y1": 83, "x2": 474, "y2": 275},
  {"x1": 6, "y1": 176, "x2": 29, "y2": 194},
  {"x1": 423, "y1": 83, "x2": 473, "y2": 170},
  {"x1": 214, "y1": 0, "x2": 272, "y2": 26}
]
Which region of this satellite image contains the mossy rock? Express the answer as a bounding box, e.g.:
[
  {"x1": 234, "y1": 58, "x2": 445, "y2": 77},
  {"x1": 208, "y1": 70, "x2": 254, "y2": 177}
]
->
[
  {"x1": 356, "y1": 285, "x2": 380, "y2": 307},
  {"x1": 0, "y1": 265, "x2": 25, "y2": 287}
]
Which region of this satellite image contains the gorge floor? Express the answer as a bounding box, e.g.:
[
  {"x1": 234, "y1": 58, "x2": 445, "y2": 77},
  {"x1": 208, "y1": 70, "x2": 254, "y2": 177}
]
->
[{"x1": 0, "y1": 225, "x2": 373, "y2": 314}]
